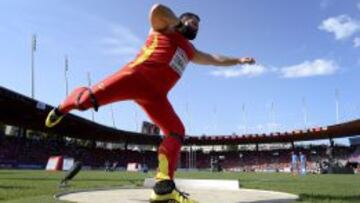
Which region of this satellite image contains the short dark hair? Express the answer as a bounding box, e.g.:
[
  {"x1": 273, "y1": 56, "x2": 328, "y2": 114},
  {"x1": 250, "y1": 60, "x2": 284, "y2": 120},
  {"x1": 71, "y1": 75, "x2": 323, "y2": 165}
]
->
[{"x1": 179, "y1": 12, "x2": 200, "y2": 22}]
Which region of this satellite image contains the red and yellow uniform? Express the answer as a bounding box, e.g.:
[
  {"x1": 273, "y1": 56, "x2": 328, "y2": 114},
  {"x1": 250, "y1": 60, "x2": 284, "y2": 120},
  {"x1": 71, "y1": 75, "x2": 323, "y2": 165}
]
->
[{"x1": 58, "y1": 31, "x2": 195, "y2": 181}]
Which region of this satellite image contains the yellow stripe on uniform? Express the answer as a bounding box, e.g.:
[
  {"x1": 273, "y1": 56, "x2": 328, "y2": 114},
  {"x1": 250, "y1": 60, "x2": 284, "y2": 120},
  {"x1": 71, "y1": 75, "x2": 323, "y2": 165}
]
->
[
  {"x1": 155, "y1": 153, "x2": 170, "y2": 181},
  {"x1": 129, "y1": 35, "x2": 158, "y2": 68}
]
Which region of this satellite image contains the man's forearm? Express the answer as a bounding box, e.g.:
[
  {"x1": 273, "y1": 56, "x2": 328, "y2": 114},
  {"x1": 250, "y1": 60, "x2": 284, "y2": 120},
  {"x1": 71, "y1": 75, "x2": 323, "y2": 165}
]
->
[
  {"x1": 192, "y1": 50, "x2": 255, "y2": 67},
  {"x1": 209, "y1": 54, "x2": 241, "y2": 66}
]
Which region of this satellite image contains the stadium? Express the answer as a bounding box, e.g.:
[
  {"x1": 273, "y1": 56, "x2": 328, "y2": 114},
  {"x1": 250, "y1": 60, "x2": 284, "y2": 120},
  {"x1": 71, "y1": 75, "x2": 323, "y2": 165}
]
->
[
  {"x1": 1, "y1": 84, "x2": 360, "y2": 202},
  {"x1": 1, "y1": 1, "x2": 360, "y2": 203}
]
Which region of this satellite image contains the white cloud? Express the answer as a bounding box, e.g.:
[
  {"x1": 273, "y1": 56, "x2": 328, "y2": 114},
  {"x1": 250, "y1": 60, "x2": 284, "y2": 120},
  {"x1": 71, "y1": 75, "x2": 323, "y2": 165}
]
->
[
  {"x1": 281, "y1": 59, "x2": 338, "y2": 78},
  {"x1": 319, "y1": 15, "x2": 360, "y2": 40},
  {"x1": 100, "y1": 24, "x2": 142, "y2": 57},
  {"x1": 354, "y1": 37, "x2": 360, "y2": 47},
  {"x1": 210, "y1": 64, "x2": 267, "y2": 78}
]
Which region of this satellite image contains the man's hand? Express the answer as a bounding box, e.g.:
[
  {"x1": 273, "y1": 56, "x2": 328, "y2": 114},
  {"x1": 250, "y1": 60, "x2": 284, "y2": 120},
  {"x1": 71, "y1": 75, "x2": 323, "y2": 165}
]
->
[{"x1": 238, "y1": 57, "x2": 256, "y2": 65}]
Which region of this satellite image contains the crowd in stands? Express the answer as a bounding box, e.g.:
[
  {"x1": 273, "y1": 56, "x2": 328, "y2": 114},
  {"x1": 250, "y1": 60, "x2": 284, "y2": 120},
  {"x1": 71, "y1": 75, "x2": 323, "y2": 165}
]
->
[
  {"x1": 0, "y1": 135, "x2": 157, "y2": 169},
  {"x1": 0, "y1": 132, "x2": 359, "y2": 173},
  {"x1": 180, "y1": 145, "x2": 359, "y2": 174}
]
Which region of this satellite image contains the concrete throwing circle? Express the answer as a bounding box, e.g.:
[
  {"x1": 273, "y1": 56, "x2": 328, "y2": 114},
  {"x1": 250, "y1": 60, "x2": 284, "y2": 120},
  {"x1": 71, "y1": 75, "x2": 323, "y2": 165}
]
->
[{"x1": 57, "y1": 188, "x2": 298, "y2": 203}]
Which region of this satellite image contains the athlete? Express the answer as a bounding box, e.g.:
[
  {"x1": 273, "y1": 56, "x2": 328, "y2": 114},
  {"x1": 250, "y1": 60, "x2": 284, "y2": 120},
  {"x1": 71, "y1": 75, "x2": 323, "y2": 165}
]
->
[{"x1": 45, "y1": 4, "x2": 256, "y2": 203}]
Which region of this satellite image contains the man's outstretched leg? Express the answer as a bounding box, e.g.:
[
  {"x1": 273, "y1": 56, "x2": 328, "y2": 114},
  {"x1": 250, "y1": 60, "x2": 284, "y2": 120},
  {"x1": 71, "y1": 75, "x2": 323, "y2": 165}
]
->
[
  {"x1": 137, "y1": 98, "x2": 198, "y2": 203},
  {"x1": 45, "y1": 87, "x2": 97, "y2": 127},
  {"x1": 45, "y1": 67, "x2": 146, "y2": 128}
]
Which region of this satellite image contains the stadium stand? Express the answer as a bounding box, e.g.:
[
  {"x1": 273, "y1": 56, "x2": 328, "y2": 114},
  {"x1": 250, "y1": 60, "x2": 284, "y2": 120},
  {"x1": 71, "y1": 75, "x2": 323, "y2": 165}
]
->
[
  {"x1": 1, "y1": 86, "x2": 360, "y2": 146},
  {"x1": 0, "y1": 86, "x2": 359, "y2": 173}
]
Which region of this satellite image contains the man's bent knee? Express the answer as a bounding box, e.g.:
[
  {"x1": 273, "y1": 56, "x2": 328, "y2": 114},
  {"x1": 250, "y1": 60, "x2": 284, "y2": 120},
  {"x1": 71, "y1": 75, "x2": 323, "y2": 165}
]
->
[{"x1": 76, "y1": 87, "x2": 99, "y2": 111}]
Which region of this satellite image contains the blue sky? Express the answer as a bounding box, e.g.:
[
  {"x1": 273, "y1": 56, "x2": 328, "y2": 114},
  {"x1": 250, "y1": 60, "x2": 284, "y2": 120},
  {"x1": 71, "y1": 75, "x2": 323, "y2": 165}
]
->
[{"x1": 1, "y1": 0, "x2": 360, "y2": 145}]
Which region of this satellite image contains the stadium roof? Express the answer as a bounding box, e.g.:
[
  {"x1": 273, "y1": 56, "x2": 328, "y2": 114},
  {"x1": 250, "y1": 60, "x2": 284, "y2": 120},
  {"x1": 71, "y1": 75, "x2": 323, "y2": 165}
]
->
[
  {"x1": 0, "y1": 86, "x2": 162, "y2": 145},
  {"x1": 1, "y1": 86, "x2": 360, "y2": 146}
]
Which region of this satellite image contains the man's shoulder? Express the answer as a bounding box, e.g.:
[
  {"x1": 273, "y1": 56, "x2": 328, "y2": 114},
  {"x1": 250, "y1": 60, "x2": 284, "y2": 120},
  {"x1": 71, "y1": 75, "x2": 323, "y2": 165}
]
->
[{"x1": 149, "y1": 27, "x2": 176, "y2": 35}]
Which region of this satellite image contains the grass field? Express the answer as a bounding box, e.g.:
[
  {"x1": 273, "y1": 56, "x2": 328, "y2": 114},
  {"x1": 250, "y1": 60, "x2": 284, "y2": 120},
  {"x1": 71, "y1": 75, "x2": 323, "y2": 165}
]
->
[{"x1": 0, "y1": 170, "x2": 359, "y2": 203}]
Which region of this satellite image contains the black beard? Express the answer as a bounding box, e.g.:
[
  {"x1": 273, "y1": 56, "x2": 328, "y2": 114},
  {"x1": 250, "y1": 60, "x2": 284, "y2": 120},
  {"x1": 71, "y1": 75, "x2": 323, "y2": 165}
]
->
[
  {"x1": 179, "y1": 25, "x2": 198, "y2": 40},
  {"x1": 183, "y1": 30, "x2": 197, "y2": 40}
]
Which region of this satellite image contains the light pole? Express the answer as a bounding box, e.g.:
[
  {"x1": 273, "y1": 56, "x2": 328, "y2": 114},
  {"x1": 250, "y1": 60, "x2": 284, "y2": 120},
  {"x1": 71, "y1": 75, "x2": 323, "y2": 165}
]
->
[
  {"x1": 335, "y1": 88, "x2": 339, "y2": 124},
  {"x1": 87, "y1": 72, "x2": 94, "y2": 121},
  {"x1": 31, "y1": 34, "x2": 37, "y2": 98},
  {"x1": 302, "y1": 97, "x2": 307, "y2": 129},
  {"x1": 110, "y1": 104, "x2": 116, "y2": 128},
  {"x1": 242, "y1": 103, "x2": 247, "y2": 134},
  {"x1": 64, "y1": 55, "x2": 69, "y2": 97},
  {"x1": 270, "y1": 101, "x2": 275, "y2": 132}
]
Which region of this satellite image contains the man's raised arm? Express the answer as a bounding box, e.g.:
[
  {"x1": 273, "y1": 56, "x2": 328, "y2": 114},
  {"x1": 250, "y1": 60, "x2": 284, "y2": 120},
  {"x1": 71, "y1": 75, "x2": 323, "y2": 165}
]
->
[
  {"x1": 192, "y1": 49, "x2": 256, "y2": 67},
  {"x1": 150, "y1": 4, "x2": 180, "y2": 32}
]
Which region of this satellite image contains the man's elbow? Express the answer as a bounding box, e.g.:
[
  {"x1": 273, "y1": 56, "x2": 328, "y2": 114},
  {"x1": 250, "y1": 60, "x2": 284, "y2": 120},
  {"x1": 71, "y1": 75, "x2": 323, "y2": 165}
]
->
[{"x1": 151, "y1": 3, "x2": 165, "y2": 14}]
